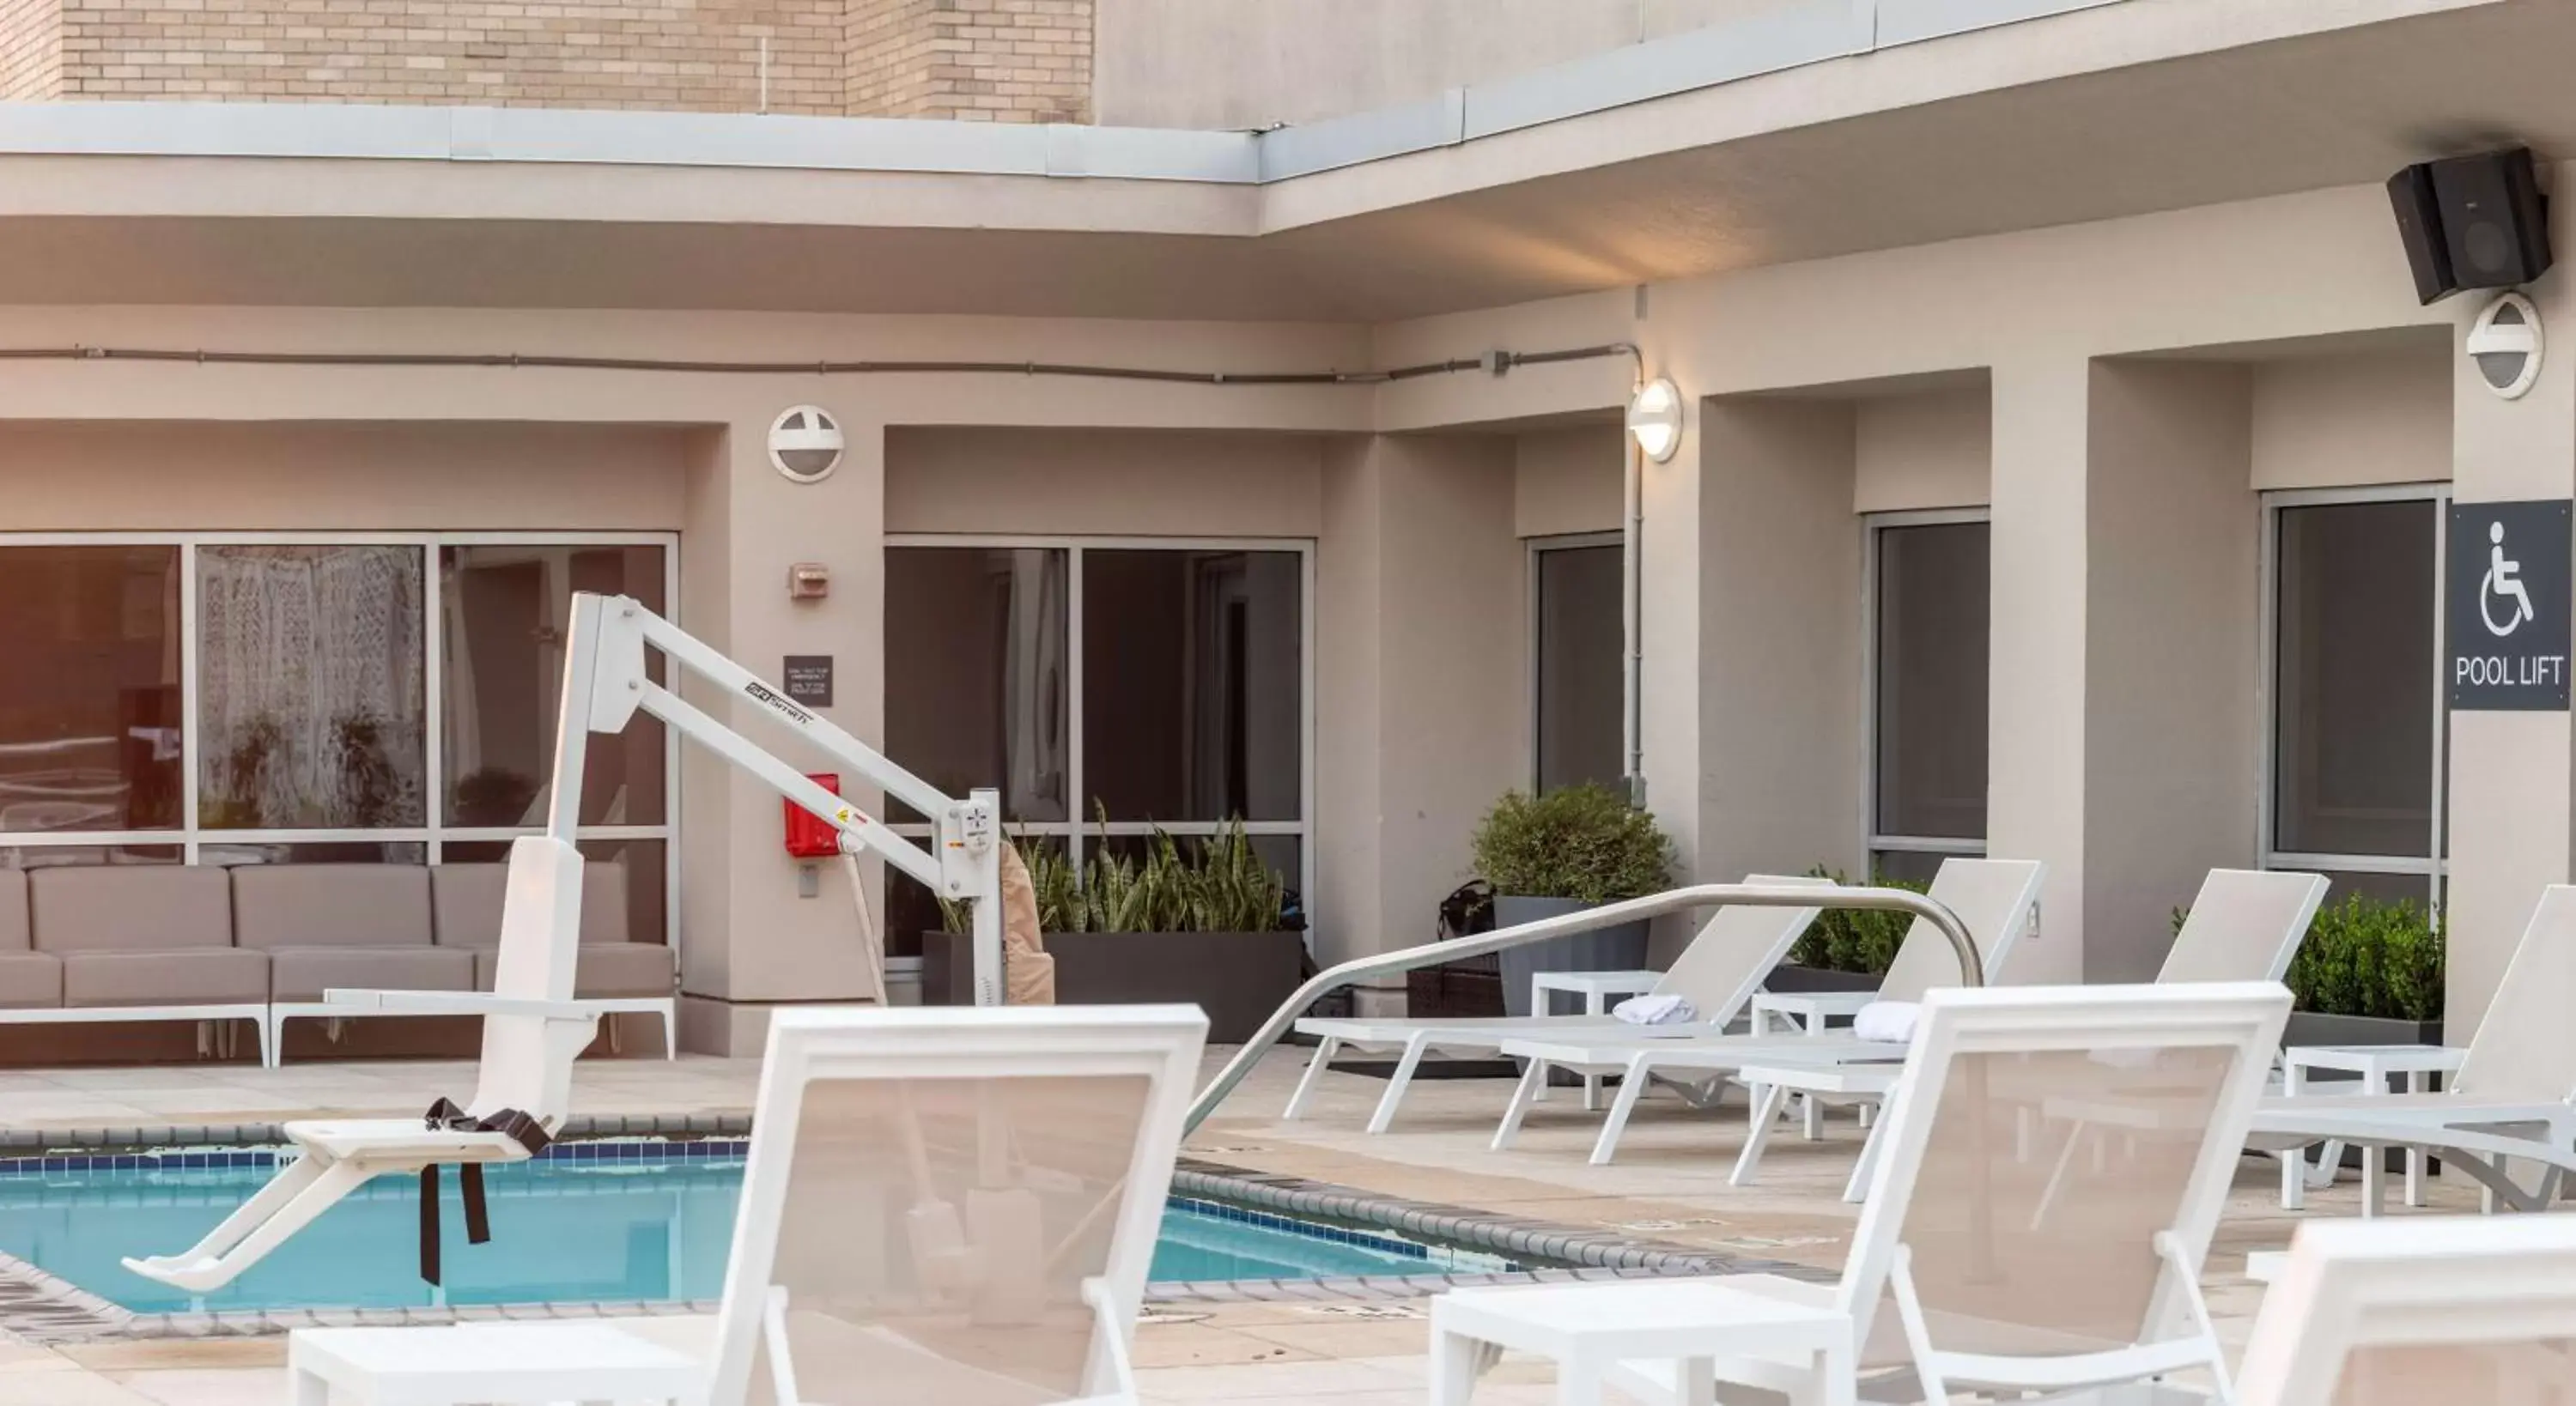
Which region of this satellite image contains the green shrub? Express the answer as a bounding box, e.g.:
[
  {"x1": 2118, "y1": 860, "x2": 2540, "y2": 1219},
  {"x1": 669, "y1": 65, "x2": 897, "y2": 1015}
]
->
[
  {"x1": 2171, "y1": 891, "x2": 2445, "y2": 1021},
  {"x1": 939, "y1": 814, "x2": 1287, "y2": 935},
  {"x1": 1468, "y1": 785, "x2": 1672, "y2": 904},
  {"x1": 1786, "y1": 866, "x2": 1929, "y2": 973}
]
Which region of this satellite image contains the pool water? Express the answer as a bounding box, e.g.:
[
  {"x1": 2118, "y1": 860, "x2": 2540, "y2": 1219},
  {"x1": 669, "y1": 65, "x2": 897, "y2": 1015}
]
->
[{"x1": 0, "y1": 1146, "x2": 1505, "y2": 1314}]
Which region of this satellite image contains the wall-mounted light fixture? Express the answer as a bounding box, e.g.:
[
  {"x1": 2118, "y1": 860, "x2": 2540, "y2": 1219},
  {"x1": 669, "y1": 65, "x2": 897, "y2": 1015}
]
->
[{"x1": 1626, "y1": 378, "x2": 1683, "y2": 463}]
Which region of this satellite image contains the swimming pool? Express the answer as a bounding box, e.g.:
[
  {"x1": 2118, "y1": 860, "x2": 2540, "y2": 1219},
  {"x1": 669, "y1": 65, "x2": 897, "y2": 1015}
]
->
[{"x1": 0, "y1": 1144, "x2": 1511, "y2": 1315}]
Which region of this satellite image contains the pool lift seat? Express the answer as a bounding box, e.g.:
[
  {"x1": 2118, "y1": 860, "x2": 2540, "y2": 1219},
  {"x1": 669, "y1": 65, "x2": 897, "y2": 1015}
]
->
[{"x1": 123, "y1": 592, "x2": 1006, "y2": 1294}]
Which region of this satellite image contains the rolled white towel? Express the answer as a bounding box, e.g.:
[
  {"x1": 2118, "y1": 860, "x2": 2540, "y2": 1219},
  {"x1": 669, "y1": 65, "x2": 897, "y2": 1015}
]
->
[
  {"x1": 1852, "y1": 1000, "x2": 1920, "y2": 1045},
  {"x1": 1613, "y1": 993, "x2": 1696, "y2": 1026}
]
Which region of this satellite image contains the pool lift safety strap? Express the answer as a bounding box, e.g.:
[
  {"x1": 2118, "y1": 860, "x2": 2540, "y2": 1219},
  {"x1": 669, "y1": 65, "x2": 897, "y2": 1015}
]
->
[{"x1": 120, "y1": 591, "x2": 1005, "y2": 1294}]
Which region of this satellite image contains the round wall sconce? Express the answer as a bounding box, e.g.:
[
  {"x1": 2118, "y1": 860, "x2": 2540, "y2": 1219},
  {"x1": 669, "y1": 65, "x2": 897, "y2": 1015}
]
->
[
  {"x1": 769, "y1": 405, "x2": 846, "y2": 482},
  {"x1": 1626, "y1": 378, "x2": 1684, "y2": 463},
  {"x1": 2468, "y1": 292, "x2": 2544, "y2": 401}
]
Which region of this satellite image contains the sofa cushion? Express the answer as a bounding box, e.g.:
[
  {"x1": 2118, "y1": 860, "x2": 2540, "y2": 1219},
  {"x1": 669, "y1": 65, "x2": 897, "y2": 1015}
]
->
[
  {"x1": 268, "y1": 947, "x2": 476, "y2": 1003},
  {"x1": 0, "y1": 953, "x2": 62, "y2": 1009},
  {"x1": 434, "y1": 861, "x2": 637, "y2": 947},
  {"x1": 473, "y1": 942, "x2": 672, "y2": 999},
  {"x1": 32, "y1": 866, "x2": 234, "y2": 953},
  {"x1": 231, "y1": 865, "x2": 434, "y2": 950},
  {"x1": 61, "y1": 948, "x2": 268, "y2": 1008},
  {"x1": 0, "y1": 871, "x2": 26, "y2": 952}
]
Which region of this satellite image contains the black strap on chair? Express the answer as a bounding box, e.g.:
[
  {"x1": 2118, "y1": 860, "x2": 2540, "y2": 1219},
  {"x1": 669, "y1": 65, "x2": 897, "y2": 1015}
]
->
[{"x1": 418, "y1": 1098, "x2": 551, "y2": 1286}]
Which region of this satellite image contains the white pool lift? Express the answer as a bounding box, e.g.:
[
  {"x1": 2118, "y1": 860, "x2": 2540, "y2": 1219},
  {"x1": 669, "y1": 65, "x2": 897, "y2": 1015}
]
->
[{"x1": 125, "y1": 592, "x2": 1007, "y2": 1294}]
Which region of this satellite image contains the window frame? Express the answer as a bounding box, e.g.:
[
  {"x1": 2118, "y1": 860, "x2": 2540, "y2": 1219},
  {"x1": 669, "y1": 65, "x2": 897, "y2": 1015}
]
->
[
  {"x1": 1862, "y1": 507, "x2": 1993, "y2": 870},
  {"x1": 0, "y1": 530, "x2": 682, "y2": 946},
  {"x1": 883, "y1": 533, "x2": 1317, "y2": 946},
  {"x1": 1524, "y1": 530, "x2": 1625, "y2": 793},
  {"x1": 2256, "y1": 483, "x2": 2451, "y2": 909}
]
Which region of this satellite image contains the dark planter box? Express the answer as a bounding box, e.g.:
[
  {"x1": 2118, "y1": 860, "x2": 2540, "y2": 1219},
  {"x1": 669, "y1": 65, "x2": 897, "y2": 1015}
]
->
[
  {"x1": 920, "y1": 930, "x2": 1306, "y2": 1044},
  {"x1": 1759, "y1": 965, "x2": 1881, "y2": 995},
  {"x1": 1492, "y1": 895, "x2": 1652, "y2": 1018},
  {"x1": 2281, "y1": 1012, "x2": 2447, "y2": 1173},
  {"x1": 1408, "y1": 956, "x2": 1505, "y2": 1020}
]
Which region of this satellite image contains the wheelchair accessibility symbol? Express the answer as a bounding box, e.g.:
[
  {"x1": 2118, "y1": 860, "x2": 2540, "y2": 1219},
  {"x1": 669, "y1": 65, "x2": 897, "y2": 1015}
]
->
[
  {"x1": 2483, "y1": 520, "x2": 2537, "y2": 638},
  {"x1": 2451, "y1": 500, "x2": 2572, "y2": 711}
]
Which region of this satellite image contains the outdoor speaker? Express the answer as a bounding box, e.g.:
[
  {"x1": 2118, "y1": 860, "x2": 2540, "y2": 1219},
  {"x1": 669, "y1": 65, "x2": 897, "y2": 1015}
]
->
[
  {"x1": 2386, "y1": 162, "x2": 2453, "y2": 304},
  {"x1": 2389, "y1": 148, "x2": 2551, "y2": 303},
  {"x1": 2432, "y1": 148, "x2": 2551, "y2": 291}
]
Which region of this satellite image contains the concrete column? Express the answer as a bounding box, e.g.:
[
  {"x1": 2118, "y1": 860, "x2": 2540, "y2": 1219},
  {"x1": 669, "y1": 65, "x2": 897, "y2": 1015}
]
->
[
  {"x1": 2445, "y1": 265, "x2": 2576, "y2": 1034},
  {"x1": 677, "y1": 408, "x2": 890, "y2": 1054},
  {"x1": 2081, "y1": 360, "x2": 2258, "y2": 980},
  {"x1": 1315, "y1": 433, "x2": 1521, "y2": 995},
  {"x1": 1989, "y1": 357, "x2": 2262, "y2": 985},
  {"x1": 1694, "y1": 396, "x2": 1863, "y2": 895},
  {"x1": 1986, "y1": 356, "x2": 2092, "y2": 983}
]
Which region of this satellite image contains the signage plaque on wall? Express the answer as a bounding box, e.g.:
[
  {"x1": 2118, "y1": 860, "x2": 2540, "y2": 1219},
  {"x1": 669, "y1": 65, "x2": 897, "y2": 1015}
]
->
[
  {"x1": 782, "y1": 655, "x2": 835, "y2": 708},
  {"x1": 2449, "y1": 499, "x2": 2572, "y2": 711}
]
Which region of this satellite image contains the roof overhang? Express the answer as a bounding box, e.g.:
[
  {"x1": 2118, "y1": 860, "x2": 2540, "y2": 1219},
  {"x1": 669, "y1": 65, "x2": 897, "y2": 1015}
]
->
[{"x1": 0, "y1": 0, "x2": 2557, "y2": 321}]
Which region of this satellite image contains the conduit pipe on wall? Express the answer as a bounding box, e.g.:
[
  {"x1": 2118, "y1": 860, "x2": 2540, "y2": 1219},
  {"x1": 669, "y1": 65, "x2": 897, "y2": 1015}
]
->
[{"x1": 0, "y1": 334, "x2": 1652, "y2": 799}]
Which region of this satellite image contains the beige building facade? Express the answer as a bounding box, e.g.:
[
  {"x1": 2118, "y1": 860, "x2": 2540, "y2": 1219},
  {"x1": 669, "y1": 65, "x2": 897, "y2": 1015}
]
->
[{"x1": 0, "y1": 0, "x2": 2563, "y2": 1052}]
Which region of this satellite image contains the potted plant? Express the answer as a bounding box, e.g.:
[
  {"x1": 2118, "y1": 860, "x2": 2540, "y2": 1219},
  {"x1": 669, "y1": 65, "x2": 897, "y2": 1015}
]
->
[
  {"x1": 1470, "y1": 785, "x2": 1673, "y2": 1017},
  {"x1": 2181, "y1": 891, "x2": 2442, "y2": 1171},
  {"x1": 920, "y1": 816, "x2": 1305, "y2": 1042},
  {"x1": 1766, "y1": 866, "x2": 1926, "y2": 994}
]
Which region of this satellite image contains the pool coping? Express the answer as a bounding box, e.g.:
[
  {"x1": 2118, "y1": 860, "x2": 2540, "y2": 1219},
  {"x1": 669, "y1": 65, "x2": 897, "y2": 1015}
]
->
[{"x1": 0, "y1": 1130, "x2": 1832, "y2": 1342}]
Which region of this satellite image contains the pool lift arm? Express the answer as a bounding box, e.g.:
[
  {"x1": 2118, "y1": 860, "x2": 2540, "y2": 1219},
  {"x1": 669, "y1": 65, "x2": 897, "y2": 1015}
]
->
[{"x1": 561, "y1": 592, "x2": 1007, "y2": 1004}]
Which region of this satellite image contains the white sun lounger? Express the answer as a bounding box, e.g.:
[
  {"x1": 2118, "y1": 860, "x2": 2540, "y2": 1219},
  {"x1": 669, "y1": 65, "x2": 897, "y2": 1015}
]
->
[
  {"x1": 1729, "y1": 867, "x2": 2329, "y2": 1195},
  {"x1": 1487, "y1": 857, "x2": 2044, "y2": 1165},
  {"x1": 282, "y1": 1003, "x2": 1210, "y2": 1406},
  {"x1": 1283, "y1": 874, "x2": 1830, "y2": 1133},
  {"x1": 125, "y1": 834, "x2": 602, "y2": 1294},
  {"x1": 1432, "y1": 981, "x2": 2290, "y2": 1406},
  {"x1": 2246, "y1": 883, "x2": 2576, "y2": 1220},
  {"x1": 2237, "y1": 1215, "x2": 2576, "y2": 1406}
]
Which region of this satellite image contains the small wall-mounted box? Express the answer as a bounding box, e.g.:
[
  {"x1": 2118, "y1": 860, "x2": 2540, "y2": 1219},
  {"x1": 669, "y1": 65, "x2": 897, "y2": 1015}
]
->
[{"x1": 787, "y1": 562, "x2": 829, "y2": 600}]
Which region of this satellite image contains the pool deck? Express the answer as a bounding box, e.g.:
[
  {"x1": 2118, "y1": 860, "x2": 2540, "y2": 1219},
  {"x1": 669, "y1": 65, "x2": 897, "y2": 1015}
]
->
[{"x1": 0, "y1": 1044, "x2": 2511, "y2": 1404}]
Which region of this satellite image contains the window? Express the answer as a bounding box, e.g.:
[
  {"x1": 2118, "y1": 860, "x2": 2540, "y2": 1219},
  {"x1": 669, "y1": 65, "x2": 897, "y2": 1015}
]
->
[
  {"x1": 2263, "y1": 489, "x2": 2445, "y2": 906},
  {"x1": 885, "y1": 537, "x2": 1311, "y2": 953},
  {"x1": 1868, "y1": 513, "x2": 1990, "y2": 882},
  {"x1": 0, "y1": 534, "x2": 676, "y2": 943},
  {"x1": 1529, "y1": 535, "x2": 1625, "y2": 795}
]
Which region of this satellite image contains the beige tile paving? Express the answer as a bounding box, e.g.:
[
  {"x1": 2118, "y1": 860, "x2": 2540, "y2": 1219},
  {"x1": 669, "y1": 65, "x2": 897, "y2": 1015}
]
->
[{"x1": 0, "y1": 1043, "x2": 2536, "y2": 1402}]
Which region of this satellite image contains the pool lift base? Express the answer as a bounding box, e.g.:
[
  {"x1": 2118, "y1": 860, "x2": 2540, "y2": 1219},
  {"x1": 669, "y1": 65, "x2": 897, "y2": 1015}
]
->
[{"x1": 124, "y1": 592, "x2": 1007, "y2": 1294}]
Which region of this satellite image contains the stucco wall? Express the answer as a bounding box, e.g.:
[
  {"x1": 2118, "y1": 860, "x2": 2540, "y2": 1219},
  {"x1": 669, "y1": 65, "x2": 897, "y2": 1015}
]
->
[
  {"x1": 0, "y1": 421, "x2": 689, "y2": 529},
  {"x1": 2250, "y1": 345, "x2": 2453, "y2": 492},
  {"x1": 884, "y1": 427, "x2": 1325, "y2": 537},
  {"x1": 1853, "y1": 385, "x2": 1992, "y2": 513},
  {"x1": 1512, "y1": 423, "x2": 1623, "y2": 539}
]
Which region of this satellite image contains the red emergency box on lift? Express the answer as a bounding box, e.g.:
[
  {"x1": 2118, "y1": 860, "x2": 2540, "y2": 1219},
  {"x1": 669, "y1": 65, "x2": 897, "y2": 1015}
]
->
[{"x1": 784, "y1": 773, "x2": 843, "y2": 859}]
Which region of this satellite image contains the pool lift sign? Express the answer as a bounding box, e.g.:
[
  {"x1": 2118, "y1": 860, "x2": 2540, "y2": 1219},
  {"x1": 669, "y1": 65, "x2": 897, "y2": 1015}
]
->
[{"x1": 2450, "y1": 499, "x2": 2573, "y2": 711}]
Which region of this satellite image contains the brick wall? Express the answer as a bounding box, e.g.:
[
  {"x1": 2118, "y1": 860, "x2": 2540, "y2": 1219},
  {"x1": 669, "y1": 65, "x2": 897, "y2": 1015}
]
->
[
  {"x1": 0, "y1": 0, "x2": 1091, "y2": 117},
  {"x1": 1, "y1": 0, "x2": 60, "y2": 99},
  {"x1": 848, "y1": 0, "x2": 1090, "y2": 123}
]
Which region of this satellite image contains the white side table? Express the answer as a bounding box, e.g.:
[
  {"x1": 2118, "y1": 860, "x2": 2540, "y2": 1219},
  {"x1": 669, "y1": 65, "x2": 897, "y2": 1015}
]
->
[
  {"x1": 2278, "y1": 1043, "x2": 2465, "y2": 1215},
  {"x1": 1528, "y1": 969, "x2": 1662, "y2": 1111},
  {"x1": 289, "y1": 1323, "x2": 706, "y2": 1405},
  {"x1": 1731, "y1": 1061, "x2": 1902, "y2": 1201},
  {"x1": 1747, "y1": 990, "x2": 1875, "y2": 1137},
  {"x1": 1431, "y1": 1279, "x2": 1853, "y2": 1406}
]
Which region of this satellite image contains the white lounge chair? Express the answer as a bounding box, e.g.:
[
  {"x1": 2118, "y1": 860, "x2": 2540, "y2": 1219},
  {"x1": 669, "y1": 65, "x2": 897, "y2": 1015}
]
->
[
  {"x1": 1431, "y1": 981, "x2": 2291, "y2": 1406},
  {"x1": 280, "y1": 1003, "x2": 1210, "y2": 1406},
  {"x1": 1729, "y1": 867, "x2": 2329, "y2": 1195},
  {"x1": 1285, "y1": 874, "x2": 1832, "y2": 1133},
  {"x1": 1487, "y1": 858, "x2": 2044, "y2": 1165},
  {"x1": 125, "y1": 835, "x2": 600, "y2": 1294},
  {"x1": 2247, "y1": 883, "x2": 2576, "y2": 1219},
  {"x1": 2237, "y1": 1215, "x2": 2576, "y2": 1406}
]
